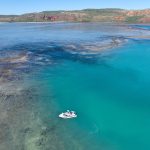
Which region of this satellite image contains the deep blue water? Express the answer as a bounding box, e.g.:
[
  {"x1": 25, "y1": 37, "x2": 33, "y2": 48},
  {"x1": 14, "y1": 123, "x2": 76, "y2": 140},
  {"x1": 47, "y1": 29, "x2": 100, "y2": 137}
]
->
[{"x1": 0, "y1": 23, "x2": 150, "y2": 150}]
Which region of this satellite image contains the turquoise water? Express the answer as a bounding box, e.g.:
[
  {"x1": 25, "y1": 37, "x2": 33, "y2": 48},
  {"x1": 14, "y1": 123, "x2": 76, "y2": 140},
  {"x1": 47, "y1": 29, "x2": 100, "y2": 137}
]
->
[{"x1": 0, "y1": 23, "x2": 150, "y2": 150}]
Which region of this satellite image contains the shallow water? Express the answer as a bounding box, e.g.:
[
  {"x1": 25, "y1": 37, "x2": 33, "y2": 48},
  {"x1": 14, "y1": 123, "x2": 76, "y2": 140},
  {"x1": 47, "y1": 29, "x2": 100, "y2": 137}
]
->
[{"x1": 0, "y1": 23, "x2": 150, "y2": 150}]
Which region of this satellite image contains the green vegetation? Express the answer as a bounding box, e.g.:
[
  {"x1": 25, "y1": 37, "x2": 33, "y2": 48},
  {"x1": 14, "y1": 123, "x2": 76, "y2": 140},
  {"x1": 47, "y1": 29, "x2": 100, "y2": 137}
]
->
[{"x1": 125, "y1": 16, "x2": 144, "y2": 23}]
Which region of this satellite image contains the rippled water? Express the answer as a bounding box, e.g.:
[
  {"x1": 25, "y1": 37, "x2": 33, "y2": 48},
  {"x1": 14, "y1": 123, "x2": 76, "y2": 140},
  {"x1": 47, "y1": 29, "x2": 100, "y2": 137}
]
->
[{"x1": 0, "y1": 23, "x2": 150, "y2": 150}]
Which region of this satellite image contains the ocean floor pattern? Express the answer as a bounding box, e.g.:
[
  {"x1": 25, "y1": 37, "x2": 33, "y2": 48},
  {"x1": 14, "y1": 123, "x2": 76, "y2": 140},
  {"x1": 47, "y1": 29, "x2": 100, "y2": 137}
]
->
[{"x1": 0, "y1": 23, "x2": 150, "y2": 150}]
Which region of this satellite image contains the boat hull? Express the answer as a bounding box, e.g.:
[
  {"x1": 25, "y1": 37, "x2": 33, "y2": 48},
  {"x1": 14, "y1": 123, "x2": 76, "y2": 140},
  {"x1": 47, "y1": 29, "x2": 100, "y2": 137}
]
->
[{"x1": 59, "y1": 113, "x2": 77, "y2": 119}]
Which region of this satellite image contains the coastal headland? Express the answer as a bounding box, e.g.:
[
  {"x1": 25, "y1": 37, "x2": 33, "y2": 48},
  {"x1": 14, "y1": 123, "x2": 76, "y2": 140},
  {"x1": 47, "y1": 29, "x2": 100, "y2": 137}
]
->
[{"x1": 1, "y1": 8, "x2": 150, "y2": 23}]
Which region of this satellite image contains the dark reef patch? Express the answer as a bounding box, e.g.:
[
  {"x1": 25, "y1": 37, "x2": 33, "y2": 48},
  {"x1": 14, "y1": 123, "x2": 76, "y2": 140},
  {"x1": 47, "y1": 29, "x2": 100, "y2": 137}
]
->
[{"x1": 0, "y1": 36, "x2": 125, "y2": 66}]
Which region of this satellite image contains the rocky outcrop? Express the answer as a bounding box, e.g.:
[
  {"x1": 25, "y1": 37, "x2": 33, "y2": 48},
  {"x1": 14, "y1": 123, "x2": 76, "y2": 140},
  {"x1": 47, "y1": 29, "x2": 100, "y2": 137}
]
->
[{"x1": 139, "y1": 17, "x2": 150, "y2": 23}]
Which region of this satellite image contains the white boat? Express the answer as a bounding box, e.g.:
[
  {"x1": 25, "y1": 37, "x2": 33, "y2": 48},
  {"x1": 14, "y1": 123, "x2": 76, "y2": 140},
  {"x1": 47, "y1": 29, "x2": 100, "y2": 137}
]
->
[{"x1": 59, "y1": 110, "x2": 77, "y2": 119}]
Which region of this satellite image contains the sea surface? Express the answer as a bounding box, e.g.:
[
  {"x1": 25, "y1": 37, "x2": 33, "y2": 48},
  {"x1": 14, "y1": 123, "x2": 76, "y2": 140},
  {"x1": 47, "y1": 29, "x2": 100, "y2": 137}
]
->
[{"x1": 0, "y1": 22, "x2": 150, "y2": 150}]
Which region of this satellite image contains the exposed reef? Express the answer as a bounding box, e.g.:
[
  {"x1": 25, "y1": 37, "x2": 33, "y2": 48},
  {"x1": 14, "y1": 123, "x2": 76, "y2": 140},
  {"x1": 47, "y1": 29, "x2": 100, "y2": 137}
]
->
[{"x1": 65, "y1": 36, "x2": 126, "y2": 54}]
